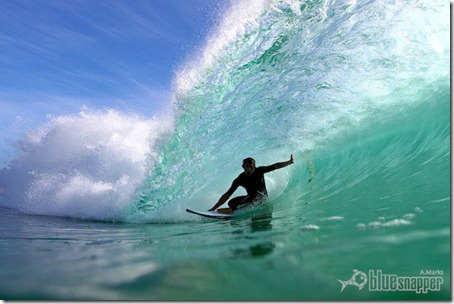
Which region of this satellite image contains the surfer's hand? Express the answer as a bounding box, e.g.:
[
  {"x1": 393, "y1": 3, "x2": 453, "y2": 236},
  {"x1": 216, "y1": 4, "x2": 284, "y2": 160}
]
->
[
  {"x1": 208, "y1": 207, "x2": 216, "y2": 212},
  {"x1": 289, "y1": 154, "x2": 295, "y2": 164}
]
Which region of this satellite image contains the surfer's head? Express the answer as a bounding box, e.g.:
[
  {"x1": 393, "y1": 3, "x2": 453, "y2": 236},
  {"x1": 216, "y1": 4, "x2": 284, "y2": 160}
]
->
[{"x1": 242, "y1": 157, "x2": 256, "y2": 176}]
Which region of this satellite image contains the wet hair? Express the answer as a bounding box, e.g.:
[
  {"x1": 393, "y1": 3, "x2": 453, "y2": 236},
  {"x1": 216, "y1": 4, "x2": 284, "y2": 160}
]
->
[{"x1": 242, "y1": 157, "x2": 256, "y2": 168}]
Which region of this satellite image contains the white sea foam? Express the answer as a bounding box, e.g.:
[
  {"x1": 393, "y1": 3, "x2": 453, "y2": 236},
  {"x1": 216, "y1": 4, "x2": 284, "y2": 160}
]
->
[
  {"x1": 381, "y1": 219, "x2": 411, "y2": 228},
  {"x1": 403, "y1": 213, "x2": 415, "y2": 220},
  {"x1": 359, "y1": 217, "x2": 413, "y2": 230},
  {"x1": 0, "y1": 108, "x2": 173, "y2": 221},
  {"x1": 325, "y1": 216, "x2": 344, "y2": 221},
  {"x1": 300, "y1": 224, "x2": 320, "y2": 231}
]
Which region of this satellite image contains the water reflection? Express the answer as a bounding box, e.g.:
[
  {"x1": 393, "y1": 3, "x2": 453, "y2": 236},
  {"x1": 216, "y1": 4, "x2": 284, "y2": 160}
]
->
[
  {"x1": 246, "y1": 241, "x2": 275, "y2": 257},
  {"x1": 230, "y1": 214, "x2": 276, "y2": 258},
  {"x1": 250, "y1": 214, "x2": 273, "y2": 232}
]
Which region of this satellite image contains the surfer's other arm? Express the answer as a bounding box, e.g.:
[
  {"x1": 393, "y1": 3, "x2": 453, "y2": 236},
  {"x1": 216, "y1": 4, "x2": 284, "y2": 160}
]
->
[{"x1": 208, "y1": 192, "x2": 231, "y2": 211}]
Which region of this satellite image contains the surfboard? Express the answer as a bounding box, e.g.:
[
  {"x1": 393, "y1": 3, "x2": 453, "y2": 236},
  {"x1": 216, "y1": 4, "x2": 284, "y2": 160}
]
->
[{"x1": 186, "y1": 208, "x2": 233, "y2": 219}]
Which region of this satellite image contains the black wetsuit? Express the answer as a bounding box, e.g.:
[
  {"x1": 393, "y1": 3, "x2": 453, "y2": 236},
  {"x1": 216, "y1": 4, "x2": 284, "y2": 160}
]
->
[{"x1": 226, "y1": 165, "x2": 277, "y2": 210}]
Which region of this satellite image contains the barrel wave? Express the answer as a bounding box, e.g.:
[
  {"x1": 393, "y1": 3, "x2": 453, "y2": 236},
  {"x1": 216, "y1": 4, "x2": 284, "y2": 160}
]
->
[
  {"x1": 129, "y1": 0, "x2": 449, "y2": 224},
  {"x1": 0, "y1": 0, "x2": 449, "y2": 224}
]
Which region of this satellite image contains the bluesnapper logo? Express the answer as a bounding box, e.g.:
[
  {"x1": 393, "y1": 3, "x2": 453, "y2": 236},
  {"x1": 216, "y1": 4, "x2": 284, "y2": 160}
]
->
[
  {"x1": 338, "y1": 269, "x2": 367, "y2": 292},
  {"x1": 338, "y1": 269, "x2": 444, "y2": 294}
]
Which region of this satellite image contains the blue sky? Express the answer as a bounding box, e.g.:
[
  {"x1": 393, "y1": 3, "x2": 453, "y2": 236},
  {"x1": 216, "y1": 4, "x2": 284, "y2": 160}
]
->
[{"x1": 0, "y1": 0, "x2": 228, "y2": 163}]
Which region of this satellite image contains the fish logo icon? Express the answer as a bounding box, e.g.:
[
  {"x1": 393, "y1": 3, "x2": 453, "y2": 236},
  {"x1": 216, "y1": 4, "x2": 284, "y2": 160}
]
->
[{"x1": 337, "y1": 269, "x2": 368, "y2": 292}]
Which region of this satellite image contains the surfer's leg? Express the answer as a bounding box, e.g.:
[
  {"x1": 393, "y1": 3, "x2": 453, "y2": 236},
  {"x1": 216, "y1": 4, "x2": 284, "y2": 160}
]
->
[{"x1": 227, "y1": 195, "x2": 249, "y2": 211}]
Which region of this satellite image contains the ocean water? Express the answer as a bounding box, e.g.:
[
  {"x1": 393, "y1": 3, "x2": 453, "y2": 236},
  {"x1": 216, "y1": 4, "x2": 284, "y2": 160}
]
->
[{"x1": 0, "y1": 0, "x2": 450, "y2": 300}]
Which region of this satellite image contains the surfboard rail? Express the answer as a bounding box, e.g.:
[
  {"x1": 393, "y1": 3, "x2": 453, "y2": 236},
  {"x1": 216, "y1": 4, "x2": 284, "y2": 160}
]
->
[{"x1": 186, "y1": 208, "x2": 233, "y2": 219}]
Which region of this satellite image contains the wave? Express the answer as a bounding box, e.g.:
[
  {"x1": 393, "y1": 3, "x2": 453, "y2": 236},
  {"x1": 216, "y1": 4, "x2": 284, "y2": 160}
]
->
[{"x1": 0, "y1": 0, "x2": 449, "y2": 223}]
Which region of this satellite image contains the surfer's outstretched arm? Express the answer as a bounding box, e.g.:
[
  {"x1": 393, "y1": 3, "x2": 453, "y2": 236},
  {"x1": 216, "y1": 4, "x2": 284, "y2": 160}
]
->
[{"x1": 273, "y1": 154, "x2": 295, "y2": 169}]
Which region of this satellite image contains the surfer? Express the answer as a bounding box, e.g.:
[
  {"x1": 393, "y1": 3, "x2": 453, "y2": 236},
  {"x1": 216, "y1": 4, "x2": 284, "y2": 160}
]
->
[{"x1": 208, "y1": 154, "x2": 295, "y2": 213}]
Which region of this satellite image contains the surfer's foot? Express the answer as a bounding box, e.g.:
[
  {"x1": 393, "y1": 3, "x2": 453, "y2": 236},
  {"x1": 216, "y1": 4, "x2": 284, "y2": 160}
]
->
[{"x1": 217, "y1": 208, "x2": 233, "y2": 214}]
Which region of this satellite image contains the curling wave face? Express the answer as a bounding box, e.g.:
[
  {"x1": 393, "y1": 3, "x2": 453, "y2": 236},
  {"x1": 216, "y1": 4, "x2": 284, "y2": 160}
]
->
[{"x1": 130, "y1": 0, "x2": 449, "y2": 222}]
